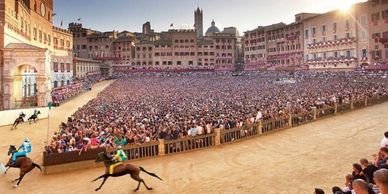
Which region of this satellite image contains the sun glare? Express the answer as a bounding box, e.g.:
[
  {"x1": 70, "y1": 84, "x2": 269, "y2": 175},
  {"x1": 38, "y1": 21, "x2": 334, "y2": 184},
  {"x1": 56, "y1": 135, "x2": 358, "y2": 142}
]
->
[{"x1": 338, "y1": 3, "x2": 352, "y2": 12}]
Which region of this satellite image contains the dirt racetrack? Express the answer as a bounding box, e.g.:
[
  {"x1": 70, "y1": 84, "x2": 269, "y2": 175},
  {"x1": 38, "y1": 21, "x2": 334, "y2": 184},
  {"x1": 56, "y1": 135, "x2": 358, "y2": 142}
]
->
[{"x1": 0, "y1": 80, "x2": 387, "y2": 194}]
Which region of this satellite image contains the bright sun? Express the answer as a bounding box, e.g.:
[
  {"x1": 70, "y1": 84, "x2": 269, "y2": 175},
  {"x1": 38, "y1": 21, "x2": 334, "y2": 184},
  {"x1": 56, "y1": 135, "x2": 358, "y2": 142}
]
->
[{"x1": 338, "y1": 3, "x2": 352, "y2": 12}]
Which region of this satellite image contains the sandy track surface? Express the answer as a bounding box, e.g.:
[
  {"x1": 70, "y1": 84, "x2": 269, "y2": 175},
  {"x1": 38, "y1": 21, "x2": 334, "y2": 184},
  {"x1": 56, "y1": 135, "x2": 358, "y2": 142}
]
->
[{"x1": 0, "y1": 80, "x2": 387, "y2": 194}]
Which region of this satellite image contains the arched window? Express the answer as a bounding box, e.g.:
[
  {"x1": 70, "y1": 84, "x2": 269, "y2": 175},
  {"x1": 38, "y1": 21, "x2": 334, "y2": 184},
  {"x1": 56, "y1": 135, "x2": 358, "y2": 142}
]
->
[
  {"x1": 54, "y1": 81, "x2": 58, "y2": 88},
  {"x1": 67, "y1": 80, "x2": 70, "y2": 85}
]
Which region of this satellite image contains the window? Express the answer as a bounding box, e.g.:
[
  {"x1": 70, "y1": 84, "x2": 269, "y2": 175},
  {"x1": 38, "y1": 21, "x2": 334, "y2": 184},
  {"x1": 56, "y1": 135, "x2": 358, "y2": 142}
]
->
[
  {"x1": 372, "y1": 33, "x2": 381, "y2": 39},
  {"x1": 334, "y1": 51, "x2": 338, "y2": 58},
  {"x1": 371, "y1": 12, "x2": 380, "y2": 21},
  {"x1": 53, "y1": 62, "x2": 58, "y2": 72},
  {"x1": 346, "y1": 33, "x2": 350, "y2": 38},
  {"x1": 346, "y1": 51, "x2": 351, "y2": 57},
  {"x1": 333, "y1": 23, "x2": 337, "y2": 33},
  {"x1": 60, "y1": 63, "x2": 65, "y2": 72},
  {"x1": 312, "y1": 27, "x2": 316, "y2": 36},
  {"x1": 322, "y1": 25, "x2": 326, "y2": 34},
  {"x1": 66, "y1": 63, "x2": 71, "y2": 72},
  {"x1": 361, "y1": 15, "x2": 366, "y2": 26},
  {"x1": 362, "y1": 49, "x2": 367, "y2": 58},
  {"x1": 334, "y1": 35, "x2": 337, "y2": 40},
  {"x1": 383, "y1": 10, "x2": 388, "y2": 18},
  {"x1": 383, "y1": 31, "x2": 388, "y2": 38},
  {"x1": 345, "y1": 20, "x2": 350, "y2": 30}
]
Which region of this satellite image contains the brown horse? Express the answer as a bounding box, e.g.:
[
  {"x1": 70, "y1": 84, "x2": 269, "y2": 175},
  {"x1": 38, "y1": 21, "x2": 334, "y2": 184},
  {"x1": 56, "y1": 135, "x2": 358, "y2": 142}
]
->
[
  {"x1": 92, "y1": 152, "x2": 163, "y2": 192},
  {"x1": 5, "y1": 145, "x2": 42, "y2": 187},
  {"x1": 11, "y1": 113, "x2": 25, "y2": 130}
]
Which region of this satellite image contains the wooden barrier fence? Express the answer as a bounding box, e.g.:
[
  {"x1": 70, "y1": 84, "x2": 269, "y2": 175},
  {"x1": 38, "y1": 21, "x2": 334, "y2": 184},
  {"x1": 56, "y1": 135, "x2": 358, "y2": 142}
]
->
[
  {"x1": 42, "y1": 95, "x2": 388, "y2": 173},
  {"x1": 316, "y1": 107, "x2": 335, "y2": 118},
  {"x1": 262, "y1": 117, "x2": 290, "y2": 133},
  {"x1": 292, "y1": 111, "x2": 314, "y2": 127},
  {"x1": 106, "y1": 141, "x2": 159, "y2": 160},
  {"x1": 220, "y1": 124, "x2": 260, "y2": 144},
  {"x1": 163, "y1": 133, "x2": 216, "y2": 155}
]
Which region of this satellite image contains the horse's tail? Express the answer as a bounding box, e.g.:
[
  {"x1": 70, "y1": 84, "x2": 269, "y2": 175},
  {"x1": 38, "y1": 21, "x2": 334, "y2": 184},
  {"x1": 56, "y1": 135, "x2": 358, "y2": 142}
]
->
[
  {"x1": 139, "y1": 166, "x2": 163, "y2": 181},
  {"x1": 33, "y1": 163, "x2": 42, "y2": 172}
]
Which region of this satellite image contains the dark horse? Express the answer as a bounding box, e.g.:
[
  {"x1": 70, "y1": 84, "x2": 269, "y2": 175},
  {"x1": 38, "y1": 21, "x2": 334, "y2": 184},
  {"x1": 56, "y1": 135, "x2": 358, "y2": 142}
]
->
[
  {"x1": 4, "y1": 145, "x2": 42, "y2": 187},
  {"x1": 11, "y1": 113, "x2": 26, "y2": 130},
  {"x1": 28, "y1": 111, "x2": 41, "y2": 124},
  {"x1": 92, "y1": 152, "x2": 163, "y2": 192}
]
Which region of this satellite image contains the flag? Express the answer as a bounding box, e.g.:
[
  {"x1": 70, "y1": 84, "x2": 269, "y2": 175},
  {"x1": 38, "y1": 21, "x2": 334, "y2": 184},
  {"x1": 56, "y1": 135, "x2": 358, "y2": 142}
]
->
[
  {"x1": 52, "y1": 13, "x2": 57, "y2": 17},
  {"x1": 170, "y1": 23, "x2": 173, "y2": 27},
  {"x1": 78, "y1": 17, "x2": 81, "y2": 21},
  {"x1": 60, "y1": 19, "x2": 63, "y2": 27}
]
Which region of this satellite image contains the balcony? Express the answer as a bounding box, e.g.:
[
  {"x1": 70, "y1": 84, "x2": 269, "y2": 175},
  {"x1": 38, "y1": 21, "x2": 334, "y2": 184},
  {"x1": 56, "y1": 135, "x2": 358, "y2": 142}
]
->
[
  {"x1": 307, "y1": 56, "x2": 357, "y2": 65},
  {"x1": 307, "y1": 37, "x2": 356, "y2": 49}
]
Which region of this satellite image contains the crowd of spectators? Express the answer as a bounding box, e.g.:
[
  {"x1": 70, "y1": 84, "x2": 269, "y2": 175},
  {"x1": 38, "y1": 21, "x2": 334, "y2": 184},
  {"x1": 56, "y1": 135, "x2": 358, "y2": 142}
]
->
[
  {"x1": 314, "y1": 132, "x2": 388, "y2": 194},
  {"x1": 51, "y1": 75, "x2": 106, "y2": 106},
  {"x1": 46, "y1": 70, "x2": 388, "y2": 154},
  {"x1": 51, "y1": 82, "x2": 83, "y2": 106}
]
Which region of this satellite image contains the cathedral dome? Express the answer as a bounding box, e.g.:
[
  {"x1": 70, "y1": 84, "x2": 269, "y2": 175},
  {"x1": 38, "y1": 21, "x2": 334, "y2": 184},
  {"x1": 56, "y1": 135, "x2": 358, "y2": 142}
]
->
[{"x1": 205, "y1": 20, "x2": 220, "y2": 36}]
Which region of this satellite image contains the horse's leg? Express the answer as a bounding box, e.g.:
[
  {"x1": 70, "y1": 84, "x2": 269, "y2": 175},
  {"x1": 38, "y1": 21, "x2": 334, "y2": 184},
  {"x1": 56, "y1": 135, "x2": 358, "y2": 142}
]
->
[
  {"x1": 131, "y1": 174, "x2": 152, "y2": 191},
  {"x1": 14, "y1": 172, "x2": 25, "y2": 187},
  {"x1": 12, "y1": 177, "x2": 20, "y2": 182},
  {"x1": 91, "y1": 174, "x2": 105, "y2": 182},
  {"x1": 95, "y1": 176, "x2": 108, "y2": 191},
  {"x1": 134, "y1": 181, "x2": 141, "y2": 192},
  {"x1": 141, "y1": 180, "x2": 153, "y2": 190},
  {"x1": 4, "y1": 167, "x2": 11, "y2": 174}
]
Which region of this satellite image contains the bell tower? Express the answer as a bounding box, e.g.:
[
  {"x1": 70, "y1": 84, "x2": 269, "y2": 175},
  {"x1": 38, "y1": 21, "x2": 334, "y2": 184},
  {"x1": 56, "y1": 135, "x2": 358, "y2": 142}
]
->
[{"x1": 194, "y1": 7, "x2": 203, "y2": 38}]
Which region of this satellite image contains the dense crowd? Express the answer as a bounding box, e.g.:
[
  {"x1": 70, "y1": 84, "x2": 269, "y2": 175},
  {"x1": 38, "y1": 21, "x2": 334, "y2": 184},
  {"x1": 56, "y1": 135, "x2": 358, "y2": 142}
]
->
[
  {"x1": 51, "y1": 75, "x2": 106, "y2": 106},
  {"x1": 46, "y1": 71, "x2": 388, "y2": 153},
  {"x1": 314, "y1": 132, "x2": 388, "y2": 194}
]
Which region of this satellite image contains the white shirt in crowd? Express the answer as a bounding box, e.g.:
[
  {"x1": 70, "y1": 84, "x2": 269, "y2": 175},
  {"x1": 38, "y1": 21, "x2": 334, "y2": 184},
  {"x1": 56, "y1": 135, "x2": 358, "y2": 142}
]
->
[
  {"x1": 197, "y1": 125, "x2": 203, "y2": 135},
  {"x1": 256, "y1": 111, "x2": 262, "y2": 122},
  {"x1": 381, "y1": 136, "x2": 388, "y2": 148}
]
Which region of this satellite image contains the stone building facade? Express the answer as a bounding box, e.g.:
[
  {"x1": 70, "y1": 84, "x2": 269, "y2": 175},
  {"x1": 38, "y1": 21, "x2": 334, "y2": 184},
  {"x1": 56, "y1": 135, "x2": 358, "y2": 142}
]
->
[
  {"x1": 369, "y1": 0, "x2": 388, "y2": 66},
  {"x1": 0, "y1": 0, "x2": 73, "y2": 110},
  {"x1": 73, "y1": 57, "x2": 101, "y2": 79},
  {"x1": 243, "y1": 0, "x2": 388, "y2": 70}
]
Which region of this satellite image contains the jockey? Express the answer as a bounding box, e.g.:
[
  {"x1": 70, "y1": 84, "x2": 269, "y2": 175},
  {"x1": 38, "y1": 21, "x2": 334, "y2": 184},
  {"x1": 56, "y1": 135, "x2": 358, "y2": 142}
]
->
[
  {"x1": 109, "y1": 145, "x2": 127, "y2": 174},
  {"x1": 11, "y1": 138, "x2": 32, "y2": 165},
  {"x1": 19, "y1": 112, "x2": 25, "y2": 117}
]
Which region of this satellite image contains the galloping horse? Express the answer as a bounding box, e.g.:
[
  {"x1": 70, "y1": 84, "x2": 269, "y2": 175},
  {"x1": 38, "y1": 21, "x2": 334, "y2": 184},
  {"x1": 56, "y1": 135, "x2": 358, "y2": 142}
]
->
[
  {"x1": 4, "y1": 145, "x2": 42, "y2": 187},
  {"x1": 28, "y1": 111, "x2": 41, "y2": 124},
  {"x1": 92, "y1": 152, "x2": 163, "y2": 192},
  {"x1": 11, "y1": 113, "x2": 26, "y2": 130}
]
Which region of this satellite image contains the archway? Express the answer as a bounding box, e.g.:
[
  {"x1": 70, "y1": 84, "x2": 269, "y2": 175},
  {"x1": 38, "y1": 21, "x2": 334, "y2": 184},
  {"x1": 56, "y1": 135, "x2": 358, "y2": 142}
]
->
[{"x1": 13, "y1": 65, "x2": 38, "y2": 108}]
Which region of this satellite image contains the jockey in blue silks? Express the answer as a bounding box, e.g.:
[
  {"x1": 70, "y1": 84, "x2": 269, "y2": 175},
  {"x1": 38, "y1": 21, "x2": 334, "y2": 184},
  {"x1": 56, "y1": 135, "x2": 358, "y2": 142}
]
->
[{"x1": 11, "y1": 138, "x2": 32, "y2": 165}]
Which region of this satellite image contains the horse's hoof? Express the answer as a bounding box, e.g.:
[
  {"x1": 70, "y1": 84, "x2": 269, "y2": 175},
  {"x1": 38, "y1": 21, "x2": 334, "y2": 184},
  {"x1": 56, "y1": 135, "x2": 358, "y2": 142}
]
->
[
  {"x1": 13, "y1": 185, "x2": 18, "y2": 188},
  {"x1": 147, "y1": 188, "x2": 153, "y2": 190},
  {"x1": 95, "y1": 188, "x2": 99, "y2": 192},
  {"x1": 133, "y1": 189, "x2": 138, "y2": 192}
]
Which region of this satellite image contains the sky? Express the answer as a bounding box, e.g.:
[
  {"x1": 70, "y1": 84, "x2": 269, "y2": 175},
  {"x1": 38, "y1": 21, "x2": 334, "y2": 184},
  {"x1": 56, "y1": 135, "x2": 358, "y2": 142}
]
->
[{"x1": 54, "y1": 0, "x2": 367, "y2": 33}]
